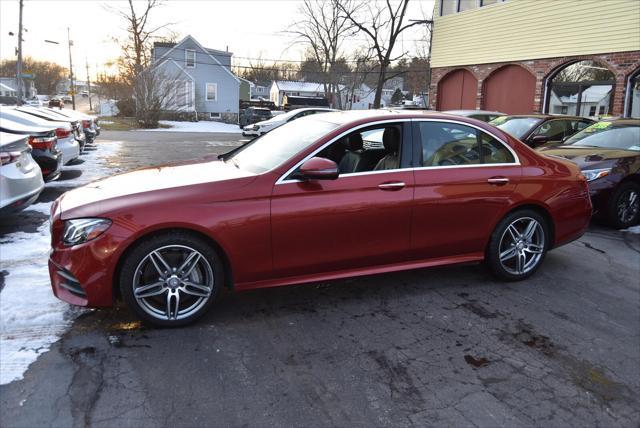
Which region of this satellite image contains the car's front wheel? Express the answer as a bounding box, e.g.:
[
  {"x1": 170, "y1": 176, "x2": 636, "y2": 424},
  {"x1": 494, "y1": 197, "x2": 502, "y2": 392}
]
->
[
  {"x1": 486, "y1": 209, "x2": 549, "y2": 281},
  {"x1": 606, "y1": 182, "x2": 640, "y2": 229},
  {"x1": 119, "y1": 231, "x2": 223, "y2": 327}
]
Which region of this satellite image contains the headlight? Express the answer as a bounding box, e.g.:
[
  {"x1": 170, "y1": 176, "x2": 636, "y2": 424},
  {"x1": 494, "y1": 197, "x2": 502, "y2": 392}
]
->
[
  {"x1": 63, "y1": 218, "x2": 112, "y2": 246},
  {"x1": 582, "y1": 168, "x2": 611, "y2": 182}
]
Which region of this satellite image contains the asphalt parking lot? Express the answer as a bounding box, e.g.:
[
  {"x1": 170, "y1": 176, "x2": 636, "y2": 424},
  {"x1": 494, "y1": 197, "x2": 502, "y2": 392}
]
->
[{"x1": 1, "y1": 130, "x2": 639, "y2": 428}]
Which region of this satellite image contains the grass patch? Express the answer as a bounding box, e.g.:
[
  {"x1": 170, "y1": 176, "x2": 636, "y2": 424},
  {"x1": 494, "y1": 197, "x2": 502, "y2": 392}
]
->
[{"x1": 99, "y1": 117, "x2": 174, "y2": 131}]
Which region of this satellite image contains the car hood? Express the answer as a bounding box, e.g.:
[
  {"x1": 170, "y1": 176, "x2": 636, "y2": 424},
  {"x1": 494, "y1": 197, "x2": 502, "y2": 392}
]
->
[
  {"x1": 538, "y1": 146, "x2": 640, "y2": 169},
  {"x1": 60, "y1": 157, "x2": 256, "y2": 219},
  {"x1": 256, "y1": 117, "x2": 285, "y2": 127}
]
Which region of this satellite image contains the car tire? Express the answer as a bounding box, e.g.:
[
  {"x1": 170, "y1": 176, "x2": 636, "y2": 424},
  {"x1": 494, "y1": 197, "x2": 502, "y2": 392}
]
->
[
  {"x1": 486, "y1": 209, "x2": 549, "y2": 281},
  {"x1": 606, "y1": 182, "x2": 640, "y2": 229},
  {"x1": 119, "y1": 231, "x2": 224, "y2": 327}
]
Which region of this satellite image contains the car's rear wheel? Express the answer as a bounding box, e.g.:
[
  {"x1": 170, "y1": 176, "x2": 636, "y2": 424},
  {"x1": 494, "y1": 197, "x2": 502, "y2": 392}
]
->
[
  {"x1": 486, "y1": 209, "x2": 548, "y2": 281},
  {"x1": 606, "y1": 182, "x2": 640, "y2": 229},
  {"x1": 119, "y1": 231, "x2": 223, "y2": 327}
]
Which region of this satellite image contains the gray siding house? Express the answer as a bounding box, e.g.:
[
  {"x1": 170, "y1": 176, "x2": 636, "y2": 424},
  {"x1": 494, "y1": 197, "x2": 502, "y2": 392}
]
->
[{"x1": 152, "y1": 35, "x2": 240, "y2": 123}]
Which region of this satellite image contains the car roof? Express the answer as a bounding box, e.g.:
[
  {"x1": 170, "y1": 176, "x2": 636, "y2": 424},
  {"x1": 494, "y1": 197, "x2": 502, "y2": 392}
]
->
[
  {"x1": 498, "y1": 114, "x2": 590, "y2": 120},
  {"x1": 598, "y1": 118, "x2": 640, "y2": 126},
  {"x1": 444, "y1": 110, "x2": 505, "y2": 116},
  {"x1": 314, "y1": 109, "x2": 495, "y2": 126},
  {"x1": 0, "y1": 107, "x2": 68, "y2": 128}
]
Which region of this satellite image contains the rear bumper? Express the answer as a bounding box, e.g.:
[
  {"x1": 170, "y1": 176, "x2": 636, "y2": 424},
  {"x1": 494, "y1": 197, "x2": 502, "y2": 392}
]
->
[{"x1": 58, "y1": 136, "x2": 80, "y2": 165}]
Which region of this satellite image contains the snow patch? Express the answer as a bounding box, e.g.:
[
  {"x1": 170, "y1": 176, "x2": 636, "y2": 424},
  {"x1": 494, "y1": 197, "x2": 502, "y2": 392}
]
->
[
  {"x1": 140, "y1": 120, "x2": 243, "y2": 134},
  {"x1": 0, "y1": 141, "x2": 121, "y2": 385},
  {"x1": 622, "y1": 225, "x2": 640, "y2": 234}
]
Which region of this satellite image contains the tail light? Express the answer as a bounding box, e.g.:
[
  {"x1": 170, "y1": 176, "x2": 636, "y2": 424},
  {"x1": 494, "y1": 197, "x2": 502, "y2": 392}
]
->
[
  {"x1": 56, "y1": 128, "x2": 71, "y2": 139},
  {"x1": 82, "y1": 120, "x2": 91, "y2": 129},
  {"x1": 29, "y1": 135, "x2": 57, "y2": 150},
  {"x1": 0, "y1": 151, "x2": 22, "y2": 166}
]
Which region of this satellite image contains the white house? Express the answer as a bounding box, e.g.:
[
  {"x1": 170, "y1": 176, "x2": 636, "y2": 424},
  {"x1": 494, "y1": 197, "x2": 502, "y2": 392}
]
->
[
  {"x1": 346, "y1": 83, "x2": 376, "y2": 110},
  {"x1": 0, "y1": 77, "x2": 36, "y2": 98},
  {"x1": 0, "y1": 82, "x2": 17, "y2": 97}
]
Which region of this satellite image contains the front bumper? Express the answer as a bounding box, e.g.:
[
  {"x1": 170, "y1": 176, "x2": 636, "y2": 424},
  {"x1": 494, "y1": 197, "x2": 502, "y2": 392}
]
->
[{"x1": 48, "y1": 232, "x2": 121, "y2": 308}]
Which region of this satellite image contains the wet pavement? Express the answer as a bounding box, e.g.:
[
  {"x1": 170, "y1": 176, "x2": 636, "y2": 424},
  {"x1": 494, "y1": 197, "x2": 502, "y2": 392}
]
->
[{"x1": 1, "y1": 130, "x2": 639, "y2": 427}]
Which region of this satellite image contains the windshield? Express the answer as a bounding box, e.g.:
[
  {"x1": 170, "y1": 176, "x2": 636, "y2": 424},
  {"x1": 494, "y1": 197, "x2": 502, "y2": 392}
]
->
[
  {"x1": 228, "y1": 117, "x2": 339, "y2": 173},
  {"x1": 490, "y1": 116, "x2": 540, "y2": 139},
  {"x1": 564, "y1": 122, "x2": 640, "y2": 151}
]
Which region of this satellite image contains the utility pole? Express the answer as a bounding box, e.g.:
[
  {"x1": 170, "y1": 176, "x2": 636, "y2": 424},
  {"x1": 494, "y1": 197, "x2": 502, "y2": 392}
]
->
[
  {"x1": 86, "y1": 59, "x2": 92, "y2": 111},
  {"x1": 16, "y1": 0, "x2": 24, "y2": 105},
  {"x1": 67, "y1": 27, "x2": 76, "y2": 110}
]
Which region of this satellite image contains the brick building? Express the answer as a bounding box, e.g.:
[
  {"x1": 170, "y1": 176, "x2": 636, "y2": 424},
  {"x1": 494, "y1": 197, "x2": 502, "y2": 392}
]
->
[{"x1": 429, "y1": 0, "x2": 640, "y2": 118}]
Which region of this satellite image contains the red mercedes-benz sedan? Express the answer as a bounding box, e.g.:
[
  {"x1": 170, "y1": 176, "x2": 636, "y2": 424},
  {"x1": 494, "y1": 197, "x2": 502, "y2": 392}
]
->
[{"x1": 49, "y1": 110, "x2": 592, "y2": 326}]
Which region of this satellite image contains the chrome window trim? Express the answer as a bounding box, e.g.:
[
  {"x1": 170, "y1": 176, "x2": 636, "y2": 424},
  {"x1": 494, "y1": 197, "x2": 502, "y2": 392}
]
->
[{"x1": 275, "y1": 117, "x2": 520, "y2": 185}]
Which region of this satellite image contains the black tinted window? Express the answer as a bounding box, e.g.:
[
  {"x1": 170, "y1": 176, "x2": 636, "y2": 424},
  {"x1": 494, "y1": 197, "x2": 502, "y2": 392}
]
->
[
  {"x1": 417, "y1": 122, "x2": 515, "y2": 166},
  {"x1": 481, "y1": 133, "x2": 515, "y2": 164},
  {"x1": 534, "y1": 120, "x2": 567, "y2": 141}
]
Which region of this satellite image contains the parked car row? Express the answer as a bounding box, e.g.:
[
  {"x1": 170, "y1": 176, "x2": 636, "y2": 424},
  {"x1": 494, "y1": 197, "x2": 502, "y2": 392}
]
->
[
  {"x1": 0, "y1": 105, "x2": 101, "y2": 216},
  {"x1": 242, "y1": 107, "x2": 337, "y2": 137}
]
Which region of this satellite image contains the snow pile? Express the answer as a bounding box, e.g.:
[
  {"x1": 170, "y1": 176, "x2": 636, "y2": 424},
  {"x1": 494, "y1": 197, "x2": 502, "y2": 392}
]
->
[
  {"x1": 142, "y1": 120, "x2": 243, "y2": 134},
  {"x1": 622, "y1": 225, "x2": 640, "y2": 234},
  {"x1": 0, "y1": 141, "x2": 122, "y2": 385}
]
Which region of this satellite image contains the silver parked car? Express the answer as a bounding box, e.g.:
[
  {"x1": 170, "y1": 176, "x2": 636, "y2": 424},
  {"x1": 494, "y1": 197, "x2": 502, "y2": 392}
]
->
[
  {"x1": 0, "y1": 107, "x2": 80, "y2": 165},
  {"x1": 0, "y1": 132, "x2": 44, "y2": 215}
]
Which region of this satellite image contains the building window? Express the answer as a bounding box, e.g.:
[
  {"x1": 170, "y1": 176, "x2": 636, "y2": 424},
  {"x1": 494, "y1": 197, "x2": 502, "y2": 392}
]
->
[
  {"x1": 459, "y1": 0, "x2": 477, "y2": 12},
  {"x1": 545, "y1": 60, "x2": 615, "y2": 118},
  {"x1": 627, "y1": 70, "x2": 640, "y2": 118},
  {"x1": 441, "y1": 0, "x2": 506, "y2": 15},
  {"x1": 206, "y1": 83, "x2": 217, "y2": 101},
  {"x1": 185, "y1": 49, "x2": 196, "y2": 68},
  {"x1": 210, "y1": 112, "x2": 220, "y2": 119}
]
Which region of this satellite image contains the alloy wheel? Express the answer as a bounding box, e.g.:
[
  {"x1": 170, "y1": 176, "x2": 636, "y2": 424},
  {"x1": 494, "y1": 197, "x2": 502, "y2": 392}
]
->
[
  {"x1": 498, "y1": 217, "x2": 545, "y2": 276},
  {"x1": 617, "y1": 189, "x2": 639, "y2": 225},
  {"x1": 132, "y1": 245, "x2": 214, "y2": 321}
]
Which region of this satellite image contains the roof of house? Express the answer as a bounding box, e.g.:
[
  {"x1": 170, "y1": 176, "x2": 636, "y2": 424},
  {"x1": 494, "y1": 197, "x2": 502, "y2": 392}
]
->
[
  {"x1": 274, "y1": 81, "x2": 326, "y2": 93},
  {"x1": 154, "y1": 42, "x2": 176, "y2": 48},
  {"x1": 0, "y1": 82, "x2": 16, "y2": 91}
]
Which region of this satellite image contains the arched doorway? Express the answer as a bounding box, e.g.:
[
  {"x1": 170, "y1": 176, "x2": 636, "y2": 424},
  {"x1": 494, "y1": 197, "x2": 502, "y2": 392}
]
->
[
  {"x1": 437, "y1": 69, "x2": 477, "y2": 110},
  {"x1": 483, "y1": 65, "x2": 536, "y2": 114},
  {"x1": 545, "y1": 60, "x2": 615, "y2": 118}
]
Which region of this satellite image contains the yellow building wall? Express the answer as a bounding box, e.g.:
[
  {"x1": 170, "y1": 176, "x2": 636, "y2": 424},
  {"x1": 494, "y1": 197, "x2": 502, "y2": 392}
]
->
[{"x1": 431, "y1": 0, "x2": 640, "y2": 68}]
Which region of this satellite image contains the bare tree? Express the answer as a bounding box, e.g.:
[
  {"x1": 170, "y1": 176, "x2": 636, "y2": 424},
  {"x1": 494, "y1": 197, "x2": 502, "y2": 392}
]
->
[
  {"x1": 340, "y1": 0, "x2": 424, "y2": 108},
  {"x1": 134, "y1": 66, "x2": 183, "y2": 128},
  {"x1": 290, "y1": 0, "x2": 354, "y2": 109},
  {"x1": 106, "y1": 0, "x2": 173, "y2": 80}
]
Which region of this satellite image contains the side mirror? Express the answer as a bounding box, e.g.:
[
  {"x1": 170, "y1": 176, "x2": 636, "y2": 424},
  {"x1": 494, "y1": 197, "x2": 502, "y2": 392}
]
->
[
  {"x1": 298, "y1": 157, "x2": 339, "y2": 180},
  {"x1": 529, "y1": 135, "x2": 549, "y2": 146}
]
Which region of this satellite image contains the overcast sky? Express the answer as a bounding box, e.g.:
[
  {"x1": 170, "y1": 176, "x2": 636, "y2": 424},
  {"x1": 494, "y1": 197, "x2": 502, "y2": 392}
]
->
[{"x1": 0, "y1": 0, "x2": 433, "y2": 79}]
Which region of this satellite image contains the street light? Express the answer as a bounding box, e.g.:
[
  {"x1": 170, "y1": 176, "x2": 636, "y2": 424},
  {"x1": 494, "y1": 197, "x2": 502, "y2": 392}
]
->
[{"x1": 44, "y1": 29, "x2": 76, "y2": 110}]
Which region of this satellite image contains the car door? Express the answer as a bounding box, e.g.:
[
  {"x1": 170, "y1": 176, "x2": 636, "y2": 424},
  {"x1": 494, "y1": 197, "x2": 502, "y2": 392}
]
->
[
  {"x1": 270, "y1": 121, "x2": 415, "y2": 278},
  {"x1": 410, "y1": 119, "x2": 521, "y2": 260}
]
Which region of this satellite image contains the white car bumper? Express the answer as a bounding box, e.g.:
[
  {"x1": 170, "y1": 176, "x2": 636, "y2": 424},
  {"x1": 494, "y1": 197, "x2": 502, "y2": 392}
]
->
[
  {"x1": 57, "y1": 135, "x2": 80, "y2": 165},
  {"x1": 0, "y1": 152, "x2": 44, "y2": 212}
]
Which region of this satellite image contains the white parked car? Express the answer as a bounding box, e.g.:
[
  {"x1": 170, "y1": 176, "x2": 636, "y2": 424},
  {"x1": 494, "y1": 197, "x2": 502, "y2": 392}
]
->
[
  {"x1": 0, "y1": 132, "x2": 44, "y2": 215},
  {"x1": 0, "y1": 107, "x2": 80, "y2": 165},
  {"x1": 242, "y1": 107, "x2": 337, "y2": 137},
  {"x1": 24, "y1": 98, "x2": 44, "y2": 108}
]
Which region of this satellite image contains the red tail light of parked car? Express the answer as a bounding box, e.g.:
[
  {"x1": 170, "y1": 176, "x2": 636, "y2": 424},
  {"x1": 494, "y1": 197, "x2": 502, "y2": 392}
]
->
[
  {"x1": 55, "y1": 128, "x2": 71, "y2": 139},
  {"x1": 28, "y1": 135, "x2": 57, "y2": 151}
]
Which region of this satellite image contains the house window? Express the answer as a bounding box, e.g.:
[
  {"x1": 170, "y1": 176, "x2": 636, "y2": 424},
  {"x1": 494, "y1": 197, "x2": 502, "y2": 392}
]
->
[
  {"x1": 442, "y1": 0, "x2": 505, "y2": 15},
  {"x1": 185, "y1": 49, "x2": 196, "y2": 68},
  {"x1": 458, "y1": 0, "x2": 477, "y2": 12},
  {"x1": 210, "y1": 112, "x2": 221, "y2": 119},
  {"x1": 589, "y1": 106, "x2": 597, "y2": 116},
  {"x1": 599, "y1": 105, "x2": 606, "y2": 115},
  {"x1": 206, "y1": 83, "x2": 217, "y2": 101}
]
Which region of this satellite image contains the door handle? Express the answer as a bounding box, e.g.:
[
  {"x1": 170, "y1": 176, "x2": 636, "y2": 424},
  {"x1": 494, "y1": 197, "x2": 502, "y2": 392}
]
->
[
  {"x1": 487, "y1": 177, "x2": 509, "y2": 185},
  {"x1": 378, "y1": 181, "x2": 406, "y2": 191}
]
